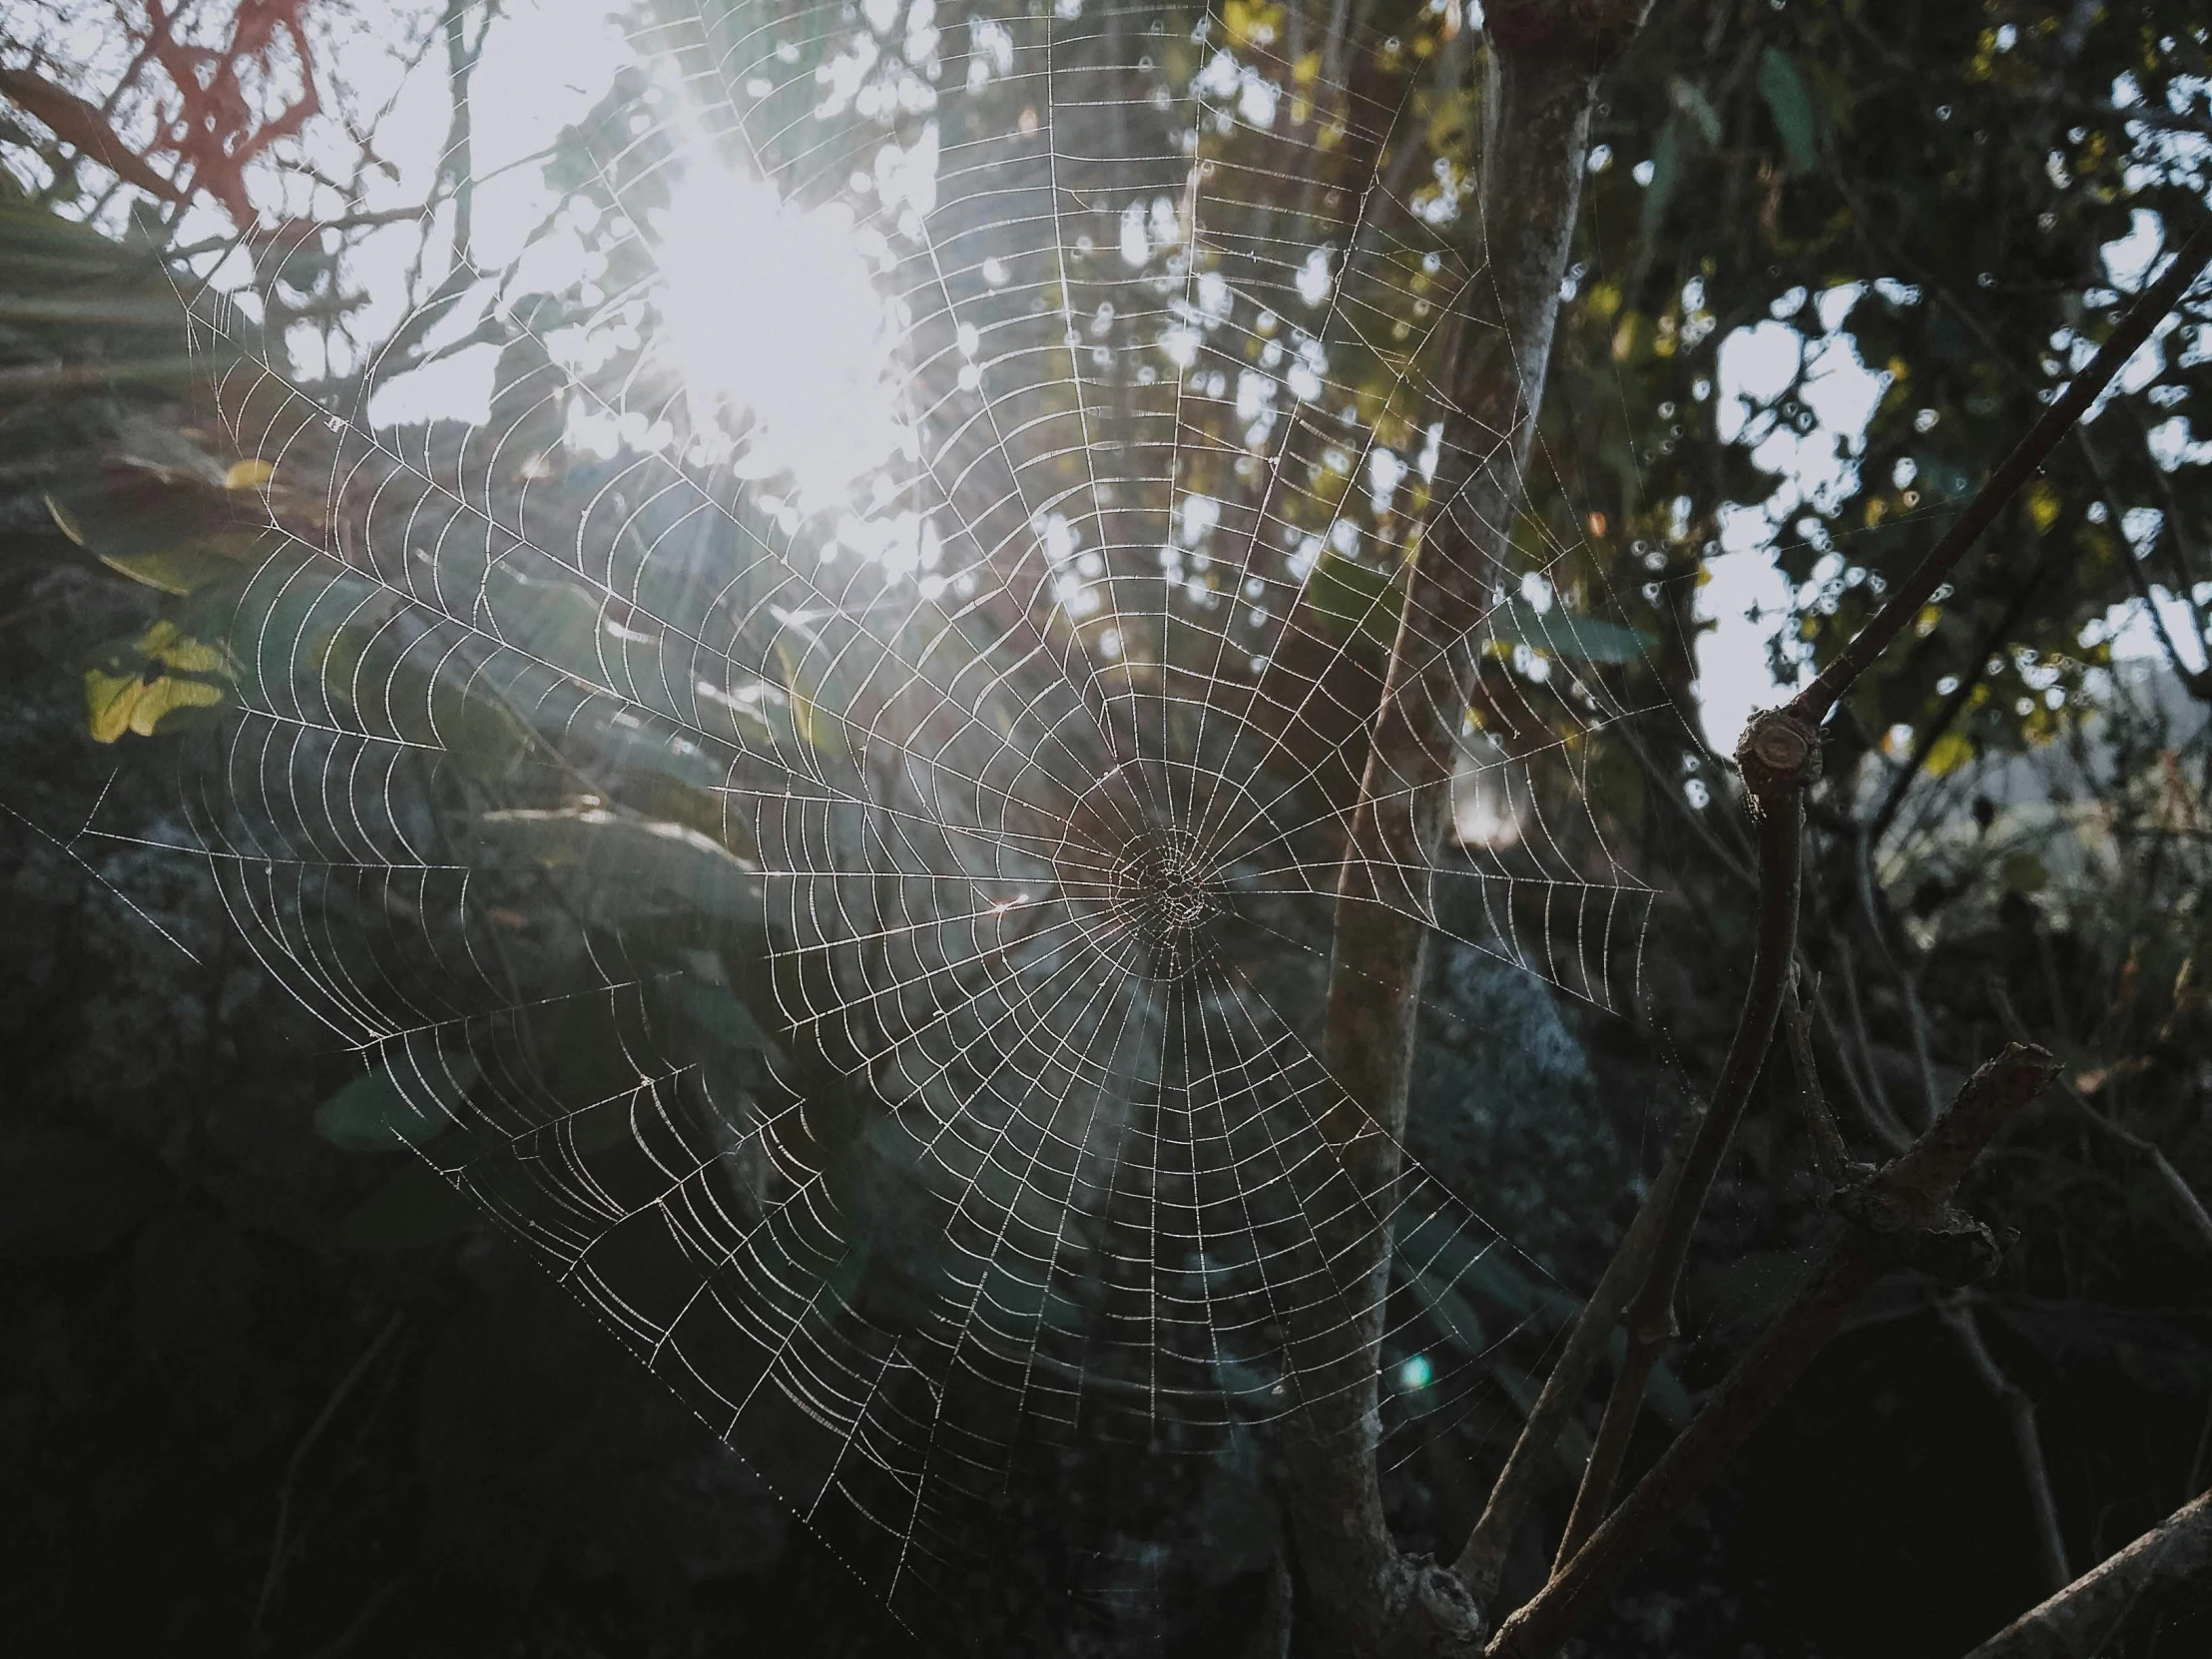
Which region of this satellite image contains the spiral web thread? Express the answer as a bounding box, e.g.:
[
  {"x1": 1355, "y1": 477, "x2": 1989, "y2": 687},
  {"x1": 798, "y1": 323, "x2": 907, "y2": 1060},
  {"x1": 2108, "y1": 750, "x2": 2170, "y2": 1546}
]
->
[{"x1": 137, "y1": 0, "x2": 1670, "y2": 1624}]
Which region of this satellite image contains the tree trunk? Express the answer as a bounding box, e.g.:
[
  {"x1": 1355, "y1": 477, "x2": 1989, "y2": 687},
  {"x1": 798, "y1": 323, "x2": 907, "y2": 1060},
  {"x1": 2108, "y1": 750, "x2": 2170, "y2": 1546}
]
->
[{"x1": 1278, "y1": 6, "x2": 1649, "y2": 1652}]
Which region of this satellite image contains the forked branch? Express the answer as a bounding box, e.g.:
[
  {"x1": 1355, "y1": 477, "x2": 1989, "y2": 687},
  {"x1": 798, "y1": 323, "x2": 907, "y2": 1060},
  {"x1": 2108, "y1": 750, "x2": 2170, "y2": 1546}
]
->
[
  {"x1": 1454, "y1": 209, "x2": 2212, "y2": 1647},
  {"x1": 1488, "y1": 1047, "x2": 2060, "y2": 1658}
]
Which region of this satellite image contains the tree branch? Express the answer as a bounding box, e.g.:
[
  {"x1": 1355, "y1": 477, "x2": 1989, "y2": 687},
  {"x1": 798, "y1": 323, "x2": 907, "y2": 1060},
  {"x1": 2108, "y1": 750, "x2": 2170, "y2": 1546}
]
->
[
  {"x1": 1289, "y1": 10, "x2": 1651, "y2": 1650},
  {"x1": 0, "y1": 64, "x2": 185, "y2": 202},
  {"x1": 1960, "y1": 1487, "x2": 2212, "y2": 1659},
  {"x1": 1489, "y1": 1047, "x2": 2060, "y2": 1658},
  {"x1": 1936, "y1": 1292, "x2": 2070, "y2": 1594},
  {"x1": 1453, "y1": 1107, "x2": 1695, "y2": 1602},
  {"x1": 1548, "y1": 718, "x2": 1812, "y2": 1569},
  {"x1": 1782, "y1": 969, "x2": 1855, "y2": 1183}
]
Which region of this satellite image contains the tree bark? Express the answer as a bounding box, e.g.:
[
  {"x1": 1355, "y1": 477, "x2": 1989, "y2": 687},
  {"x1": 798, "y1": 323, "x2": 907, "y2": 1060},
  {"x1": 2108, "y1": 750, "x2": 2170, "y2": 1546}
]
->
[{"x1": 1281, "y1": 7, "x2": 1649, "y2": 1652}]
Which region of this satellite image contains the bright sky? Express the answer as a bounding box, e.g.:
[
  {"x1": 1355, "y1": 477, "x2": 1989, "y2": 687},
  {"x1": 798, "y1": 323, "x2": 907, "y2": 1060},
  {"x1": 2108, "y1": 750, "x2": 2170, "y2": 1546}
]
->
[
  {"x1": 169, "y1": 0, "x2": 909, "y2": 518},
  {"x1": 148, "y1": 6, "x2": 2201, "y2": 752}
]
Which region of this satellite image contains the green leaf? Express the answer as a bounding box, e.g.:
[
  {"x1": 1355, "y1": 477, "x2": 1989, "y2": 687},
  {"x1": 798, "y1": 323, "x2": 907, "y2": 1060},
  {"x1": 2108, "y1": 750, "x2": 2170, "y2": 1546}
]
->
[
  {"x1": 482, "y1": 558, "x2": 613, "y2": 688},
  {"x1": 1602, "y1": 1327, "x2": 1696, "y2": 1429},
  {"x1": 1394, "y1": 1212, "x2": 1579, "y2": 1323},
  {"x1": 561, "y1": 700, "x2": 736, "y2": 794},
  {"x1": 1759, "y1": 48, "x2": 1820, "y2": 173},
  {"x1": 48, "y1": 476, "x2": 264, "y2": 595},
  {"x1": 477, "y1": 807, "x2": 763, "y2": 927},
  {"x1": 314, "y1": 1053, "x2": 479, "y2": 1154},
  {"x1": 216, "y1": 565, "x2": 384, "y2": 710},
  {"x1": 83, "y1": 619, "x2": 234, "y2": 742},
  {"x1": 1403, "y1": 1262, "x2": 1488, "y2": 1357}
]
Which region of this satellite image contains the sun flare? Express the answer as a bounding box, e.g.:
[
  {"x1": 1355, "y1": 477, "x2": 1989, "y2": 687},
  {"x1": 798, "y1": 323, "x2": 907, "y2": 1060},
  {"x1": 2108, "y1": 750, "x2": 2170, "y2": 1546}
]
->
[{"x1": 651, "y1": 163, "x2": 910, "y2": 514}]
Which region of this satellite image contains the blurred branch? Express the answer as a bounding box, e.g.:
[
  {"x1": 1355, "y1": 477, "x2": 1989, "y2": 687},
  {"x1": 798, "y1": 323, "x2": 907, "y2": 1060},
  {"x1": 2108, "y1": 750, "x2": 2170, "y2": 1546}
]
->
[
  {"x1": 1937, "y1": 1292, "x2": 2071, "y2": 1593},
  {"x1": 1788, "y1": 216, "x2": 2212, "y2": 728},
  {"x1": 1864, "y1": 562, "x2": 2052, "y2": 847},
  {"x1": 1990, "y1": 982, "x2": 2212, "y2": 1251},
  {"x1": 169, "y1": 207, "x2": 430, "y2": 262},
  {"x1": 440, "y1": 0, "x2": 495, "y2": 273},
  {"x1": 0, "y1": 64, "x2": 184, "y2": 202},
  {"x1": 2071, "y1": 427, "x2": 2212, "y2": 701},
  {"x1": 1830, "y1": 931, "x2": 1913, "y2": 1151},
  {"x1": 2121, "y1": 397, "x2": 2210, "y2": 600},
  {"x1": 1960, "y1": 1487, "x2": 2212, "y2": 1659},
  {"x1": 251, "y1": 1310, "x2": 406, "y2": 1654},
  {"x1": 1856, "y1": 827, "x2": 1944, "y2": 1128}
]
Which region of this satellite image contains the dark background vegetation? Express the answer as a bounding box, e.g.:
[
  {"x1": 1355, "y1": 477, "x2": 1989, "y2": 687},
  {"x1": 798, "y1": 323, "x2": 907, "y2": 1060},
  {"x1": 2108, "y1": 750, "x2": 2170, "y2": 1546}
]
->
[{"x1": 6, "y1": 1, "x2": 2212, "y2": 1655}]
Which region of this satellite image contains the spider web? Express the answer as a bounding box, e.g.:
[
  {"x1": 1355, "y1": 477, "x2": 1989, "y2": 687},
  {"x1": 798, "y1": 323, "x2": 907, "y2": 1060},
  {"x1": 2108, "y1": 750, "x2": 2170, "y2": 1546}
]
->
[{"x1": 152, "y1": 0, "x2": 1672, "y2": 1626}]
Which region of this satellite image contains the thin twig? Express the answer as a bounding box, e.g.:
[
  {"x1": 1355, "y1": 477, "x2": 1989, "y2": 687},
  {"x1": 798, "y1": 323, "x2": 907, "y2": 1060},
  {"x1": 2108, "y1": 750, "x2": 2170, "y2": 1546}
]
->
[
  {"x1": 1856, "y1": 826, "x2": 1946, "y2": 1127},
  {"x1": 1937, "y1": 1292, "x2": 2071, "y2": 1593},
  {"x1": 250, "y1": 1311, "x2": 405, "y2": 1653},
  {"x1": 299, "y1": 1578, "x2": 405, "y2": 1659},
  {"x1": 1990, "y1": 983, "x2": 2212, "y2": 1250},
  {"x1": 2073, "y1": 426, "x2": 2212, "y2": 699},
  {"x1": 1552, "y1": 758, "x2": 1808, "y2": 1569},
  {"x1": 1807, "y1": 958, "x2": 1914, "y2": 1156},
  {"x1": 1831, "y1": 932, "x2": 1911, "y2": 1149}
]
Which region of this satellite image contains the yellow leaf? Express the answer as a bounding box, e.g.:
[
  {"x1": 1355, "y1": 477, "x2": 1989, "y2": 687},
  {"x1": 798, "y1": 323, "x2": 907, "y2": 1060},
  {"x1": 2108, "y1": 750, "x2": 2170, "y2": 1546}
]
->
[
  {"x1": 81, "y1": 619, "x2": 234, "y2": 742},
  {"x1": 1924, "y1": 732, "x2": 1974, "y2": 777},
  {"x1": 83, "y1": 661, "x2": 224, "y2": 742},
  {"x1": 138, "y1": 618, "x2": 229, "y2": 674},
  {"x1": 224, "y1": 458, "x2": 276, "y2": 490},
  {"x1": 1426, "y1": 91, "x2": 1474, "y2": 156},
  {"x1": 84, "y1": 666, "x2": 142, "y2": 744},
  {"x1": 2024, "y1": 478, "x2": 2061, "y2": 533},
  {"x1": 1222, "y1": 0, "x2": 1281, "y2": 49}
]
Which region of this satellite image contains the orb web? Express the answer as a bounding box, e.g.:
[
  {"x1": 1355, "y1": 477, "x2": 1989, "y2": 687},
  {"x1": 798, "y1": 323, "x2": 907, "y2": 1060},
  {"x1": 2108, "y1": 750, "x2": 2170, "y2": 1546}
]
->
[{"x1": 156, "y1": 0, "x2": 1672, "y2": 1625}]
